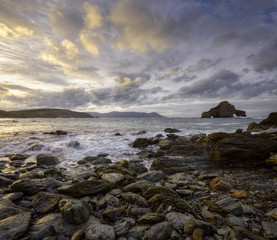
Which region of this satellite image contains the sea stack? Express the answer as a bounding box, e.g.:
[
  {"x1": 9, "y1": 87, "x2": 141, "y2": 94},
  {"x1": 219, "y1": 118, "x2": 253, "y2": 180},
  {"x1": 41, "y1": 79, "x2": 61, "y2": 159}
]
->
[{"x1": 201, "y1": 101, "x2": 246, "y2": 118}]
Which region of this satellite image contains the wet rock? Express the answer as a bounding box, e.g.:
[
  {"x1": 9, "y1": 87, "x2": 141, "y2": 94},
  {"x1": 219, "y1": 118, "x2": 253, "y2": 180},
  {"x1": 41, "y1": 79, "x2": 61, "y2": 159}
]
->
[
  {"x1": 67, "y1": 141, "x2": 80, "y2": 148},
  {"x1": 36, "y1": 154, "x2": 60, "y2": 166},
  {"x1": 0, "y1": 176, "x2": 13, "y2": 187},
  {"x1": 210, "y1": 197, "x2": 243, "y2": 216},
  {"x1": 130, "y1": 138, "x2": 149, "y2": 148},
  {"x1": 265, "y1": 208, "x2": 277, "y2": 220},
  {"x1": 198, "y1": 172, "x2": 222, "y2": 181},
  {"x1": 9, "y1": 153, "x2": 30, "y2": 161},
  {"x1": 225, "y1": 226, "x2": 265, "y2": 240},
  {"x1": 226, "y1": 214, "x2": 245, "y2": 227},
  {"x1": 19, "y1": 170, "x2": 44, "y2": 179},
  {"x1": 11, "y1": 178, "x2": 63, "y2": 195},
  {"x1": 131, "y1": 207, "x2": 152, "y2": 216},
  {"x1": 58, "y1": 179, "x2": 111, "y2": 197},
  {"x1": 71, "y1": 229, "x2": 84, "y2": 240},
  {"x1": 54, "y1": 130, "x2": 68, "y2": 136},
  {"x1": 142, "y1": 186, "x2": 179, "y2": 199},
  {"x1": 85, "y1": 224, "x2": 115, "y2": 240},
  {"x1": 166, "y1": 212, "x2": 193, "y2": 232},
  {"x1": 183, "y1": 218, "x2": 216, "y2": 235},
  {"x1": 262, "y1": 221, "x2": 277, "y2": 239},
  {"x1": 2, "y1": 192, "x2": 23, "y2": 202},
  {"x1": 0, "y1": 199, "x2": 29, "y2": 220},
  {"x1": 0, "y1": 212, "x2": 31, "y2": 240},
  {"x1": 28, "y1": 143, "x2": 44, "y2": 151},
  {"x1": 209, "y1": 177, "x2": 233, "y2": 192},
  {"x1": 101, "y1": 173, "x2": 124, "y2": 187},
  {"x1": 168, "y1": 172, "x2": 196, "y2": 185},
  {"x1": 164, "y1": 128, "x2": 181, "y2": 133},
  {"x1": 96, "y1": 165, "x2": 136, "y2": 181},
  {"x1": 96, "y1": 194, "x2": 121, "y2": 210},
  {"x1": 101, "y1": 206, "x2": 122, "y2": 222},
  {"x1": 247, "y1": 122, "x2": 265, "y2": 132},
  {"x1": 137, "y1": 170, "x2": 166, "y2": 182},
  {"x1": 144, "y1": 221, "x2": 173, "y2": 240},
  {"x1": 114, "y1": 220, "x2": 131, "y2": 237},
  {"x1": 91, "y1": 158, "x2": 112, "y2": 165},
  {"x1": 265, "y1": 154, "x2": 277, "y2": 166},
  {"x1": 32, "y1": 191, "x2": 61, "y2": 214},
  {"x1": 129, "y1": 163, "x2": 148, "y2": 175},
  {"x1": 128, "y1": 225, "x2": 150, "y2": 239},
  {"x1": 138, "y1": 212, "x2": 165, "y2": 224},
  {"x1": 230, "y1": 190, "x2": 247, "y2": 198},
  {"x1": 31, "y1": 225, "x2": 56, "y2": 240},
  {"x1": 193, "y1": 228, "x2": 204, "y2": 240},
  {"x1": 59, "y1": 199, "x2": 89, "y2": 224},
  {"x1": 121, "y1": 192, "x2": 148, "y2": 207},
  {"x1": 122, "y1": 180, "x2": 154, "y2": 193}
]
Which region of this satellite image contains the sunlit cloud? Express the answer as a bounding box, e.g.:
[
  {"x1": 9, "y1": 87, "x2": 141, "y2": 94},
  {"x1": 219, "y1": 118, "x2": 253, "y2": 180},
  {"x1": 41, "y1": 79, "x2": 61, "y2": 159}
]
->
[{"x1": 83, "y1": 2, "x2": 102, "y2": 30}]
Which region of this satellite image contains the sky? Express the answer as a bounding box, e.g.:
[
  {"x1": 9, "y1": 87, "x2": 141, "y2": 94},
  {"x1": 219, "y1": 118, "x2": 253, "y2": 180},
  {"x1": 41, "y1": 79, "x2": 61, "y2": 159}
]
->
[{"x1": 0, "y1": 0, "x2": 276, "y2": 117}]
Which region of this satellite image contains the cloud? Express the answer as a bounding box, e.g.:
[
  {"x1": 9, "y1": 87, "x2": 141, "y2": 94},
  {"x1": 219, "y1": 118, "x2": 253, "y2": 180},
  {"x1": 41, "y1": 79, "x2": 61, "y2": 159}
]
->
[
  {"x1": 247, "y1": 40, "x2": 277, "y2": 72},
  {"x1": 83, "y1": 2, "x2": 103, "y2": 30},
  {"x1": 80, "y1": 32, "x2": 104, "y2": 55},
  {"x1": 111, "y1": 0, "x2": 169, "y2": 53},
  {"x1": 186, "y1": 58, "x2": 223, "y2": 73},
  {"x1": 0, "y1": 2, "x2": 38, "y2": 41}
]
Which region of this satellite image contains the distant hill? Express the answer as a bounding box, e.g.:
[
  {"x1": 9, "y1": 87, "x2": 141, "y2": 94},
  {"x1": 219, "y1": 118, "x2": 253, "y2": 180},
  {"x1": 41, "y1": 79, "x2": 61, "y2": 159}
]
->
[
  {"x1": 89, "y1": 111, "x2": 165, "y2": 118},
  {"x1": 0, "y1": 109, "x2": 93, "y2": 118}
]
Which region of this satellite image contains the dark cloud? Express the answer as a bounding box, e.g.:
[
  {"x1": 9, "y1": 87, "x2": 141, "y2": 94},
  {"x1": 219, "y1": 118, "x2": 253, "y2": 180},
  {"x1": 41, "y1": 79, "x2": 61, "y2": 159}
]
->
[
  {"x1": 247, "y1": 40, "x2": 277, "y2": 72},
  {"x1": 186, "y1": 58, "x2": 223, "y2": 73}
]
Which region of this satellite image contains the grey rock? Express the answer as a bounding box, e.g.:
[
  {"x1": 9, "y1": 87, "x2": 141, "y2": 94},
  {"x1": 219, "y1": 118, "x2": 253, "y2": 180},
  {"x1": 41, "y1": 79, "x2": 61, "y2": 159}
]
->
[
  {"x1": 0, "y1": 176, "x2": 13, "y2": 187},
  {"x1": 144, "y1": 221, "x2": 173, "y2": 240},
  {"x1": 9, "y1": 153, "x2": 30, "y2": 161},
  {"x1": 121, "y1": 192, "x2": 148, "y2": 207},
  {"x1": 2, "y1": 192, "x2": 23, "y2": 202},
  {"x1": 211, "y1": 197, "x2": 243, "y2": 216},
  {"x1": 85, "y1": 224, "x2": 115, "y2": 240},
  {"x1": 101, "y1": 173, "x2": 124, "y2": 186},
  {"x1": 59, "y1": 198, "x2": 89, "y2": 224},
  {"x1": 131, "y1": 207, "x2": 152, "y2": 216},
  {"x1": 31, "y1": 225, "x2": 56, "y2": 240},
  {"x1": 142, "y1": 186, "x2": 179, "y2": 199},
  {"x1": 129, "y1": 163, "x2": 148, "y2": 175},
  {"x1": 96, "y1": 194, "x2": 121, "y2": 210},
  {"x1": 114, "y1": 220, "x2": 131, "y2": 237},
  {"x1": 28, "y1": 143, "x2": 44, "y2": 151},
  {"x1": 130, "y1": 138, "x2": 149, "y2": 148},
  {"x1": 137, "y1": 170, "x2": 166, "y2": 182},
  {"x1": 128, "y1": 225, "x2": 151, "y2": 239},
  {"x1": 262, "y1": 221, "x2": 277, "y2": 239},
  {"x1": 32, "y1": 191, "x2": 61, "y2": 214},
  {"x1": 265, "y1": 208, "x2": 277, "y2": 220},
  {"x1": 226, "y1": 214, "x2": 245, "y2": 227},
  {"x1": 168, "y1": 172, "x2": 196, "y2": 185},
  {"x1": 166, "y1": 212, "x2": 193, "y2": 232},
  {"x1": 164, "y1": 128, "x2": 181, "y2": 133},
  {"x1": 0, "y1": 199, "x2": 29, "y2": 220},
  {"x1": 122, "y1": 180, "x2": 154, "y2": 193},
  {"x1": 11, "y1": 178, "x2": 63, "y2": 195},
  {"x1": 224, "y1": 226, "x2": 265, "y2": 240},
  {"x1": 36, "y1": 154, "x2": 60, "y2": 166},
  {"x1": 0, "y1": 212, "x2": 31, "y2": 240},
  {"x1": 101, "y1": 206, "x2": 122, "y2": 222},
  {"x1": 183, "y1": 218, "x2": 216, "y2": 235},
  {"x1": 138, "y1": 213, "x2": 165, "y2": 224}
]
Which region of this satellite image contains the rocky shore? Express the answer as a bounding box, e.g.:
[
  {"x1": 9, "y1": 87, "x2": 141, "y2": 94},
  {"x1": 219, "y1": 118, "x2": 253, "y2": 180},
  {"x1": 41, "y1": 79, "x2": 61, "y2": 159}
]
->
[{"x1": 0, "y1": 114, "x2": 277, "y2": 240}]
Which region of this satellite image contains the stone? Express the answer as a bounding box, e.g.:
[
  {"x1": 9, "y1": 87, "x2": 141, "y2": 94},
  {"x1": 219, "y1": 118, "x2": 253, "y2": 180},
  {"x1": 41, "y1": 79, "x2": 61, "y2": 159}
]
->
[
  {"x1": 131, "y1": 207, "x2": 152, "y2": 216},
  {"x1": 226, "y1": 214, "x2": 245, "y2": 227},
  {"x1": 67, "y1": 141, "x2": 80, "y2": 148},
  {"x1": 9, "y1": 153, "x2": 30, "y2": 161},
  {"x1": 85, "y1": 224, "x2": 115, "y2": 240},
  {"x1": 224, "y1": 226, "x2": 265, "y2": 240},
  {"x1": 32, "y1": 191, "x2": 61, "y2": 214},
  {"x1": 129, "y1": 163, "x2": 148, "y2": 175},
  {"x1": 36, "y1": 154, "x2": 60, "y2": 166},
  {"x1": 128, "y1": 225, "x2": 150, "y2": 239},
  {"x1": 96, "y1": 194, "x2": 121, "y2": 210},
  {"x1": 0, "y1": 199, "x2": 29, "y2": 220},
  {"x1": 71, "y1": 229, "x2": 84, "y2": 240},
  {"x1": 209, "y1": 197, "x2": 243, "y2": 216},
  {"x1": 58, "y1": 179, "x2": 111, "y2": 197},
  {"x1": 0, "y1": 212, "x2": 31, "y2": 240},
  {"x1": 166, "y1": 212, "x2": 193, "y2": 232},
  {"x1": 101, "y1": 206, "x2": 122, "y2": 222},
  {"x1": 201, "y1": 101, "x2": 246, "y2": 118},
  {"x1": 265, "y1": 154, "x2": 277, "y2": 166},
  {"x1": 168, "y1": 172, "x2": 196, "y2": 185},
  {"x1": 2, "y1": 192, "x2": 23, "y2": 202},
  {"x1": 96, "y1": 165, "x2": 136, "y2": 181},
  {"x1": 114, "y1": 220, "x2": 131, "y2": 237},
  {"x1": 183, "y1": 218, "x2": 216, "y2": 235},
  {"x1": 247, "y1": 122, "x2": 265, "y2": 132},
  {"x1": 31, "y1": 225, "x2": 56, "y2": 240},
  {"x1": 144, "y1": 221, "x2": 173, "y2": 240},
  {"x1": 11, "y1": 178, "x2": 63, "y2": 195},
  {"x1": 91, "y1": 158, "x2": 112, "y2": 165},
  {"x1": 59, "y1": 198, "x2": 89, "y2": 224},
  {"x1": 193, "y1": 228, "x2": 204, "y2": 240},
  {"x1": 142, "y1": 186, "x2": 179, "y2": 199},
  {"x1": 122, "y1": 180, "x2": 154, "y2": 193},
  {"x1": 209, "y1": 177, "x2": 233, "y2": 192},
  {"x1": 262, "y1": 221, "x2": 277, "y2": 239},
  {"x1": 260, "y1": 112, "x2": 277, "y2": 129},
  {"x1": 0, "y1": 176, "x2": 13, "y2": 187},
  {"x1": 164, "y1": 128, "x2": 181, "y2": 133},
  {"x1": 138, "y1": 213, "x2": 165, "y2": 224},
  {"x1": 231, "y1": 190, "x2": 247, "y2": 198},
  {"x1": 130, "y1": 138, "x2": 149, "y2": 148},
  {"x1": 28, "y1": 143, "x2": 44, "y2": 151},
  {"x1": 121, "y1": 192, "x2": 148, "y2": 207},
  {"x1": 101, "y1": 173, "x2": 124, "y2": 186},
  {"x1": 265, "y1": 208, "x2": 277, "y2": 220}
]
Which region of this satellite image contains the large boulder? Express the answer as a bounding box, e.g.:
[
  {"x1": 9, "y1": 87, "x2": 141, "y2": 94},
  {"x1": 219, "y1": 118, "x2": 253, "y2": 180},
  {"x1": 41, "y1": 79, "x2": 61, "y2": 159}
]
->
[
  {"x1": 201, "y1": 101, "x2": 246, "y2": 118},
  {"x1": 36, "y1": 154, "x2": 60, "y2": 166},
  {"x1": 32, "y1": 191, "x2": 61, "y2": 214},
  {"x1": 260, "y1": 112, "x2": 277, "y2": 129}
]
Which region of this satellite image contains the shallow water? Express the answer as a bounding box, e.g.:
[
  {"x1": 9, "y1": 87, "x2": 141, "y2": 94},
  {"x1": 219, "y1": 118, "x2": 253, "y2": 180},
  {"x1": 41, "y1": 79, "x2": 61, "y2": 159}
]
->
[{"x1": 0, "y1": 117, "x2": 260, "y2": 169}]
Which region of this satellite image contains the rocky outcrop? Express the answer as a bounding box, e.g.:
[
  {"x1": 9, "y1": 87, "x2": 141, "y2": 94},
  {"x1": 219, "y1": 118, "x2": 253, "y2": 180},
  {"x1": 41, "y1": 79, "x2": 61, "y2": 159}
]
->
[
  {"x1": 260, "y1": 112, "x2": 277, "y2": 128},
  {"x1": 201, "y1": 101, "x2": 246, "y2": 118}
]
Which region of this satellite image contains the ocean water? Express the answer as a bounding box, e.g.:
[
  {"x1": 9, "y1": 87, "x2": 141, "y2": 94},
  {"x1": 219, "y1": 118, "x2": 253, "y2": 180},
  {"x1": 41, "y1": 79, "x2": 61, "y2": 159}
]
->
[{"x1": 0, "y1": 117, "x2": 262, "y2": 169}]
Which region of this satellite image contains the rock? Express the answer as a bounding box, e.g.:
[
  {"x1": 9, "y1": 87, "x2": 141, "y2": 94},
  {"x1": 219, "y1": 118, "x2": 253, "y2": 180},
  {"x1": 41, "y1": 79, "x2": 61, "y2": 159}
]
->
[
  {"x1": 128, "y1": 225, "x2": 150, "y2": 239},
  {"x1": 20, "y1": 170, "x2": 44, "y2": 179},
  {"x1": 121, "y1": 192, "x2": 148, "y2": 207},
  {"x1": 131, "y1": 207, "x2": 152, "y2": 216},
  {"x1": 9, "y1": 153, "x2": 30, "y2": 161},
  {"x1": 2, "y1": 192, "x2": 23, "y2": 202},
  {"x1": 209, "y1": 177, "x2": 233, "y2": 192},
  {"x1": 54, "y1": 130, "x2": 68, "y2": 136},
  {"x1": 164, "y1": 128, "x2": 181, "y2": 133},
  {"x1": 265, "y1": 154, "x2": 277, "y2": 166},
  {"x1": 85, "y1": 224, "x2": 115, "y2": 240},
  {"x1": 168, "y1": 172, "x2": 196, "y2": 185},
  {"x1": 142, "y1": 186, "x2": 179, "y2": 199},
  {"x1": 28, "y1": 143, "x2": 44, "y2": 151},
  {"x1": 260, "y1": 112, "x2": 277, "y2": 129},
  {"x1": 137, "y1": 170, "x2": 166, "y2": 182},
  {"x1": 138, "y1": 213, "x2": 165, "y2": 224},
  {"x1": 129, "y1": 163, "x2": 148, "y2": 175},
  {"x1": 58, "y1": 179, "x2": 111, "y2": 197},
  {"x1": 36, "y1": 154, "x2": 60, "y2": 166},
  {"x1": 91, "y1": 158, "x2": 112, "y2": 165},
  {"x1": 11, "y1": 178, "x2": 63, "y2": 195},
  {"x1": 183, "y1": 218, "x2": 216, "y2": 235},
  {"x1": 96, "y1": 194, "x2": 121, "y2": 210},
  {"x1": 31, "y1": 225, "x2": 56, "y2": 240},
  {"x1": 166, "y1": 212, "x2": 193, "y2": 232},
  {"x1": 230, "y1": 190, "x2": 247, "y2": 198},
  {"x1": 201, "y1": 101, "x2": 246, "y2": 118},
  {"x1": 96, "y1": 165, "x2": 136, "y2": 181},
  {"x1": 210, "y1": 197, "x2": 243, "y2": 216},
  {"x1": 123, "y1": 180, "x2": 154, "y2": 193},
  {"x1": 101, "y1": 206, "x2": 122, "y2": 222},
  {"x1": 101, "y1": 173, "x2": 124, "y2": 187},
  {"x1": 32, "y1": 191, "x2": 61, "y2": 214},
  {"x1": 262, "y1": 221, "x2": 277, "y2": 239},
  {"x1": 226, "y1": 214, "x2": 245, "y2": 227},
  {"x1": 0, "y1": 199, "x2": 29, "y2": 220},
  {"x1": 67, "y1": 141, "x2": 80, "y2": 148},
  {"x1": 265, "y1": 208, "x2": 277, "y2": 220},
  {"x1": 71, "y1": 229, "x2": 84, "y2": 240},
  {"x1": 0, "y1": 212, "x2": 31, "y2": 240},
  {"x1": 114, "y1": 220, "x2": 131, "y2": 237},
  {"x1": 224, "y1": 226, "x2": 265, "y2": 240},
  {"x1": 193, "y1": 228, "x2": 204, "y2": 240},
  {"x1": 198, "y1": 172, "x2": 222, "y2": 181},
  {"x1": 247, "y1": 122, "x2": 265, "y2": 132},
  {"x1": 144, "y1": 221, "x2": 173, "y2": 240},
  {"x1": 130, "y1": 138, "x2": 149, "y2": 148},
  {"x1": 0, "y1": 176, "x2": 13, "y2": 187},
  {"x1": 59, "y1": 199, "x2": 89, "y2": 224}
]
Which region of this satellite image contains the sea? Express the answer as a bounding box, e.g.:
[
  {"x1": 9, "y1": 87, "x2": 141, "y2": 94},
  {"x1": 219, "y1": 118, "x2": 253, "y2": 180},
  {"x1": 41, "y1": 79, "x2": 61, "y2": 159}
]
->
[{"x1": 0, "y1": 117, "x2": 263, "y2": 170}]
